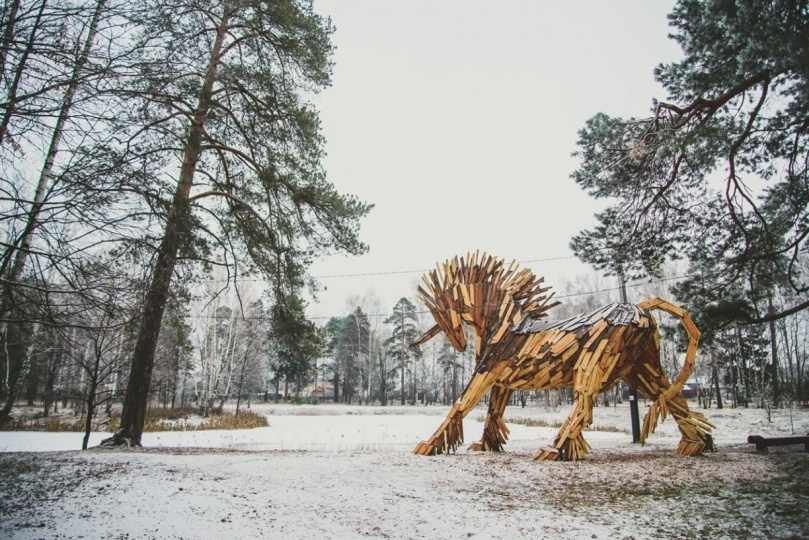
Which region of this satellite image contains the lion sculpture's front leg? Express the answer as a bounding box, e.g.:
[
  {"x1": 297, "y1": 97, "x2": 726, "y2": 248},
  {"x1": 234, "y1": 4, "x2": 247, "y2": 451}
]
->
[
  {"x1": 414, "y1": 367, "x2": 509, "y2": 455},
  {"x1": 468, "y1": 386, "x2": 512, "y2": 452}
]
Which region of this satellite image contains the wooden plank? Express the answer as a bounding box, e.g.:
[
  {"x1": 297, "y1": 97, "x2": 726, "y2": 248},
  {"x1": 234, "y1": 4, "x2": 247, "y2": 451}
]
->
[
  {"x1": 574, "y1": 349, "x2": 594, "y2": 371},
  {"x1": 681, "y1": 315, "x2": 700, "y2": 341},
  {"x1": 583, "y1": 320, "x2": 608, "y2": 350},
  {"x1": 560, "y1": 342, "x2": 580, "y2": 362},
  {"x1": 491, "y1": 320, "x2": 511, "y2": 344},
  {"x1": 550, "y1": 331, "x2": 578, "y2": 355},
  {"x1": 449, "y1": 309, "x2": 461, "y2": 330},
  {"x1": 605, "y1": 326, "x2": 627, "y2": 352},
  {"x1": 459, "y1": 283, "x2": 471, "y2": 308},
  {"x1": 637, "y1": 297, "x2": 663, "y2": 310},
  {"x1": 593, "y1": 338, "x2": 609, "y2": 359}
]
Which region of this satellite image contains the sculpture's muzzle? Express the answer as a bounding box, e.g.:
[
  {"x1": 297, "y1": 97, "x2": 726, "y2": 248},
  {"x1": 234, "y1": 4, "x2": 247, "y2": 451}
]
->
[
  {"x1": 410, "y1": 324, "x2": 440, "y2": 348},
  {"x1": 409, "y1": 321, "x2": 467, "y2": 352}
]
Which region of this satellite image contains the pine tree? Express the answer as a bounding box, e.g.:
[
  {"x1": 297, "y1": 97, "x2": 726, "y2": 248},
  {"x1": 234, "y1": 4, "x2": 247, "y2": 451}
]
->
[
  {"x1": 103, "y1": 0, "x2": 370, "y2": 445},
  {"x1": 571, "y1": 0, "x2": 809, "y2": 324},
  {"x1": 383, "y1": 298, "x2": 422, "y2": 405}
]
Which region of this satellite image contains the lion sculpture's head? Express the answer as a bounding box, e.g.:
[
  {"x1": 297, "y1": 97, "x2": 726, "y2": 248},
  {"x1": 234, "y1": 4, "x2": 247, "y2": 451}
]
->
[{"x1": 411, "y1": 252, "x2": 559, "y2": 362}]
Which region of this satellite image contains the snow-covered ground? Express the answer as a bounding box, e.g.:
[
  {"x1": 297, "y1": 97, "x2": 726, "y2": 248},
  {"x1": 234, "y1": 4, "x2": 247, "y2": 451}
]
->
[{"x1": 1, "y1": 402, "x2": 807, "y2": 539}]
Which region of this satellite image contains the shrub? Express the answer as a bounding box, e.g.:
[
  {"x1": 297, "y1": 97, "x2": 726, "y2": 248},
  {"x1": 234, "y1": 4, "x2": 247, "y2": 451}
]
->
[
  {"x1": 145, "y1": 406, "x2": 198, "y2": 420},
  {"x1": 2, "y1": 417, "x2": 90, "y2": 432},
  {"x1": 107, "y1": 408, "x2": 268, "y2": 432},
  {"x1": 290, "y1": 395, "x2": 319, "y2": 405},
  {"x1": 197, "y1": 410, "x2": 268, "y2": 430},
  {"x1": 4, "y1": 405, "x2": 269, "y2": 433}
]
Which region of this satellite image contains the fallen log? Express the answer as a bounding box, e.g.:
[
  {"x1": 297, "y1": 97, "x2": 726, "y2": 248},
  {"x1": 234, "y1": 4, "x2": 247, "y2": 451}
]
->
[{"x1": 747, "y1": 434, "x2": 809, "y2": 453}]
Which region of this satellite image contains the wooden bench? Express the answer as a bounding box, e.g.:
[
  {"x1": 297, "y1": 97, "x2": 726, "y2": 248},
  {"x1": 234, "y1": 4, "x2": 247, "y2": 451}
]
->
[{"x1": 747, "y1": 434, "x2": 809, "y2": 453}]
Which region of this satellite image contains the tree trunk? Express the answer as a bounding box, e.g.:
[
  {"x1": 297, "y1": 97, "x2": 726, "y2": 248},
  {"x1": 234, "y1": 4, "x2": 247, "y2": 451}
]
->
[
  {"x1": 0, "y1": 322, "x2": 39, "y2": 424},
  {"x1": 0, "y1": 0, "x2": 22, "y2": 78},
  {"x1": 170, "y1": 343, "x2": 181, "y2": 409},
  {"x1": 102, "y1": 10, "x2": 229, "y2": 447},
  {"x1": 82, "y1": 380, "x2": 97, "y2": 450},
  {"x1": 1, "y1": 0, "x2": 105, "y2": 277},
  {"x1": 410, "y1": 359, "x2": 414, "y2": 405},
  {"x1": 43, "y1": 354, "x2": 58, "y2": 417},
  {"x1": 712, "y1": 363, "x2": 723, "y2": 410},
  {"x1": 768, "y1": 295, "x2": 780, "y2": 407},
  {"x1": 378, "y1": 354, "x2": 386, "y2": 406},
  {"x1": 0, "y1": 0, "x2": 45, "y2": 146},
  {"x1": 736, "y1": 324, "x2": 750, "y2": 407},
  {"x1": 235, "y1": 353, "x2": 249, "y2": 415}
]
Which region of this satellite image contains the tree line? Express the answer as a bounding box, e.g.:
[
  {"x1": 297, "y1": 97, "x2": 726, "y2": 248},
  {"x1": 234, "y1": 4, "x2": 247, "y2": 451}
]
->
[{"x1": 12, "y1": 255, "x2": 806, "y2": 448}]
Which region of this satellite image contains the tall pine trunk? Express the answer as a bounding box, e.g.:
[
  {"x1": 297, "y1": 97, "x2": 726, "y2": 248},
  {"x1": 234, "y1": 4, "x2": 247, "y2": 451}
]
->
[{"x1": 103, "y1": 10, "x2": 229, "y2": 446}]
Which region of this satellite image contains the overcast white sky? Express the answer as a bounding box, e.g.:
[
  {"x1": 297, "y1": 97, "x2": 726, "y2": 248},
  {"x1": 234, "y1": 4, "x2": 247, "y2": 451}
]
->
[{"x1": 305, "y1": 1, "x2": 681, "y2": 322}]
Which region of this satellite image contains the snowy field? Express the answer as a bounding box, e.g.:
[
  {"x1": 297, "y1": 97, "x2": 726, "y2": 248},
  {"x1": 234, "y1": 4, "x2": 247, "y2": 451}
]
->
[{"x1": 1, "y1": 402, "x2": 808, "y2": 539}]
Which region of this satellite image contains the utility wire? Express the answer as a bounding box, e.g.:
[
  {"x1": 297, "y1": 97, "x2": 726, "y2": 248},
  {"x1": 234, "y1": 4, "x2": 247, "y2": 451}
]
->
[
  {"x1": 312, "y1": 255, "x2": 578, "y2": 279},
  {"x1": 186, "y1": 273, "x2": 694, "y2": 322},
  {"x1": 198, "y1": 254, "x2": 579, "y2": 283}
]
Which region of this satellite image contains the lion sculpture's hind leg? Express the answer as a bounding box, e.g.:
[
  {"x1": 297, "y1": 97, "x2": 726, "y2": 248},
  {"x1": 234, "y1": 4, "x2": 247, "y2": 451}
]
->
[
  {"x1": 625, "y1": 352, "x2": 715, "y2": 456},
  {"x1": 469, "y1": 385, "x2": 513, "y2": 452},
  {"x1": 630, "y1": 298, "x2": 714, "y2": 455},
  {"x1": 534, "y1": 367, "x2": 610, "y2": 462}
]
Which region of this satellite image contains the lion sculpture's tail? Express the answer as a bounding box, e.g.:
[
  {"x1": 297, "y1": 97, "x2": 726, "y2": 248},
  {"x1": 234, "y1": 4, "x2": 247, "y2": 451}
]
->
[{"x1": 636, "y1": 298, "x2": 715, "y2": 455}]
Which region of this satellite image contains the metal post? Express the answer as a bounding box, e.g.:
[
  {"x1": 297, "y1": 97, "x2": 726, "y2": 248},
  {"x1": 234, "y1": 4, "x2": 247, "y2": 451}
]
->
[
  {"x1": 628, "y1": 388, "x2": 641, "y2": 443},
  {"x1": 619, "y1": 276, "x2": 641, "y2": 443}
]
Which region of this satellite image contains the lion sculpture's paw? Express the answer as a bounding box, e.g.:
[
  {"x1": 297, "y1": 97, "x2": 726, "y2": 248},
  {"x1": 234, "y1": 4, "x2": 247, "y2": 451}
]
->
[{"x1": 413, "y1": 441, "x2": 439, "y2": 456}]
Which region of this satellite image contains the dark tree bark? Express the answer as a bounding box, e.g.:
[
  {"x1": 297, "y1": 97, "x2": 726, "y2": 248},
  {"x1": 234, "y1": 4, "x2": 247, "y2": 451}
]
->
[
  {"x1": 99, "y1": 0, "x2": 367, "y2": 445},
  {"x1": 0, "y1": 0, "x2": 22, "y2": 76},
  {"x1": 0, "y1": 0, "x2": 45, "y2": 145},
  {"x1": 378, "y1": 354, "x2": 386, "y2": 406},
  {"x1": 103, "y1": 11, "x2": 229, "y2": 446},
  {"x1": 82, "y1": 377, "x2": 98, "y2": 450},
  {"x1": 768, "y1": 299, "x2": 780, "y2": 408},
  {"x1": 712, "y1": 364, "x2": 723, "y2": 410}
]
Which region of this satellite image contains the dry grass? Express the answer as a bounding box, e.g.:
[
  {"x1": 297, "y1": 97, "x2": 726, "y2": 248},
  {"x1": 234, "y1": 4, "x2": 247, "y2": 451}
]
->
[
  {"x1": 194, "y1": 410, "x2": 268, "y2": 430},
  {"x1": 108, "y1": 408, "x2": 268, "y2": 432},
  {"x1": 475, "y1": 414, "x2": 630, "y2": 434},
  {"x1": 3, "y1": 405, "x2": 268, "y2": 433},
  {"x1": 2, "y1": 416, "x2": 90, "y2": 432}
]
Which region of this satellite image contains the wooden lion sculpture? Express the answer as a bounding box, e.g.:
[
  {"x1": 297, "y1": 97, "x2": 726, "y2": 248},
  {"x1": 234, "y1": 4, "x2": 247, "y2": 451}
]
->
[{"x1": 411, "y1": 252, "x2": 714, "y2": 461}]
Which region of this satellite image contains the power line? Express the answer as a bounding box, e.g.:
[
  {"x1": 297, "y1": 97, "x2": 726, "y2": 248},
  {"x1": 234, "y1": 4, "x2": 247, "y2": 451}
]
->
[
  {"x1": 312, "y1": 255, "x2": 578, "y2": 279},
  {"x1": 197, "y1": 254, "x2": 580, "y2": 283},
  {"x1": 554, "y1": 274, "x2": 694, "y2": 299},
  {"x1": 185, "y1": 273, "x2": 694, "y2": 322}
]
